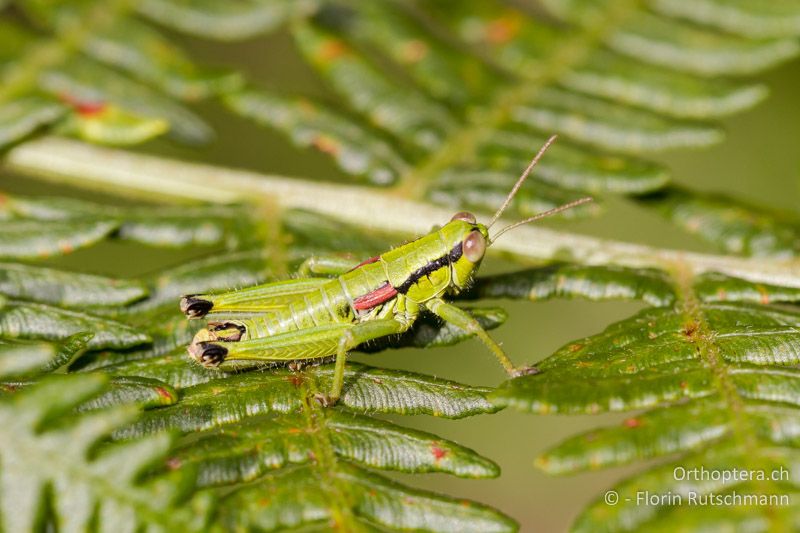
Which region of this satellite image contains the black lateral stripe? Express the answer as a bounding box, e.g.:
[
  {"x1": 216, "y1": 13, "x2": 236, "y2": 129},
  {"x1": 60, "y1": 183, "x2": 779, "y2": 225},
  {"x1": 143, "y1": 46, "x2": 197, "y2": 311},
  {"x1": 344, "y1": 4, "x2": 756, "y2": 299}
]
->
[{"x1": 396, "y1": 243, "x2": 463, "y2": 294}]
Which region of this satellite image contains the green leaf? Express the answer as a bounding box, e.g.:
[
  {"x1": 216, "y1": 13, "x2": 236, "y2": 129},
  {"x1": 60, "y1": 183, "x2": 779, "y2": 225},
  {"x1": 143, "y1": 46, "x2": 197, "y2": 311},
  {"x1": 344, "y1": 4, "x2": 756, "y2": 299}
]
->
[
  {"x1": 40, "y1": 56, "x2": 214, "y2": 143},
  {"x1": 651, "y1": 0, "x2": 800, "y2": 39},
  {"x1": 60, "y1": 102, "x2": 169, "y2": 145},
  {"x1": 694, "y1": 271, "x2": 800, "y2": 304},
  {"x1": 217, "y1": 463, "x2": 516, "y2": 532},
  {"x1": 77, "y1": 375, "x2": 178, "y2": 410},
  {"x1": 5, "y1": 194, "x2": 259, "y2": 248},
  {"x1": 561, "y1": 50, "x2": 768, "y2": 120},
  {"x1": 117, "y1": 362, "x2": 498, "y2": 439},
  {"x1": 225, "y1": 89, "x2": 409, "y2": 185},
  {"x1": 137, "y1": 0, "x2": 319, "y2": 41},
  {"x1": 513, "y1": 87, "x2": 723, "y2": 153},
  {"x1": 474, "y1": 129, "x2": 670, "y2": 194},
  {"x1": 0, "y1": 373, "x2": 206, "y2": 532},
  {"x1": 82, "y1": 17, "x2": 242, "y2": 100},
  {"x1": 339, "y1": 1, "x2": 494, "y2": 104},
  {"x1": 0, "y1": 261, "x2": 147, "y2": 307},
  {"x1": 0, "y1": 299, "x2": 150, "y2": 349},
  {"x1": 292, "y1": 21, "x2": 456, "y2": 151},
  {"x1": 0, "y1": 332, "x2": 91, "y2": 378},
  {"x1": 493, "y1": 302, "x2": 800, "y2": 413},
  {"x1": 639, "y1": 187, "x2": 800, "y2": 258},
  {"x1": 0, "y1": 219, "x2": 118, "y2": 259},
  {"x1": 0, "y1": 96, "x2": 66, "y2": 146},
  {"x1": 542, "y1": 1, "x2": 800, "y2": 75},
  {"x1": 106, "y1": 357, "x2": 508, "y2": 531},
  {"x1": 462, "y1": 264, "x2": 676, "y2": 307},
  {"x1": 172, "y1": 410, "x2": 499, "y2": 486},
  {"x1": 493, "y1": 263, "x2": 800, "y2": 531}
]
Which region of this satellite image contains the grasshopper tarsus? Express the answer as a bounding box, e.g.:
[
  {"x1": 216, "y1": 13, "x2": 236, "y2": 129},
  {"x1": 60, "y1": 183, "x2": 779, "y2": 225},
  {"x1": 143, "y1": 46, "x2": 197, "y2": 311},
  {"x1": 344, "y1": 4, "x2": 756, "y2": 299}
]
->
[
  {"x1": 511, "y1": 365, "x2": 541, "y2": 377},
  {"x1": 313, "y1": 392, "x2": 336, "y2": 407},
  {"x1": 180, "y1": 295, "x2": 213, "y2": 318}
]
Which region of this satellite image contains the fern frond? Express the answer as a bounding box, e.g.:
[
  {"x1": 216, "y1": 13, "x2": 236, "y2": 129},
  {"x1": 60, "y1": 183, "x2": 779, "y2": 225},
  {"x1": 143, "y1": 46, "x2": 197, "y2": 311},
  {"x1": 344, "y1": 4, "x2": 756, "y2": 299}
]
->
[
  {"x1": 490, "y1": 259, "x2": 800, "y2": 531},
  {"x1": 3, "y1": 0, "x2": 799, "y2": 227},
  {"x1": 639, "y1": 187, "x2": 800, "y2": 258},
  {"x1": 0, "y1": 373, "x2": 207, "y2": 532},
  {"x1": 0, "y1": 190, "x2": 517, "y2": 530},
  {"x1": 3, "y1": 1, "x2": 800, "y2": 530}
]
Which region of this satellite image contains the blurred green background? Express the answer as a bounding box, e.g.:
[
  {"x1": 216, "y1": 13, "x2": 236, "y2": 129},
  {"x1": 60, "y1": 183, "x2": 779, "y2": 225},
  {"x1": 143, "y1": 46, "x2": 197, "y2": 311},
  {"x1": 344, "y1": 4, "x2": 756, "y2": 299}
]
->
[{"x1": 2, "y1": 27, "x2": 799, "y2": 532}]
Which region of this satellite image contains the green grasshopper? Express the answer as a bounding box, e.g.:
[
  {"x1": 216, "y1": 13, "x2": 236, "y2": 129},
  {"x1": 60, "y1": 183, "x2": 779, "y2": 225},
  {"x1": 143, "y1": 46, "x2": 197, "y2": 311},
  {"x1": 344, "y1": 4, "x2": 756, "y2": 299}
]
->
[{"x1": 180, "y1": 136, "x2": 591, "y2": 405}]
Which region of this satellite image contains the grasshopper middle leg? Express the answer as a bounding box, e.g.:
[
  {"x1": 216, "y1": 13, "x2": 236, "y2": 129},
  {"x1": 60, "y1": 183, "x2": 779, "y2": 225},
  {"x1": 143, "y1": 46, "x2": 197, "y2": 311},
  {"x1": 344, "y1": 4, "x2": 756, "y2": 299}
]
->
[{"x1": 320, "y1": 318, "x2": 411, "y2": 405}]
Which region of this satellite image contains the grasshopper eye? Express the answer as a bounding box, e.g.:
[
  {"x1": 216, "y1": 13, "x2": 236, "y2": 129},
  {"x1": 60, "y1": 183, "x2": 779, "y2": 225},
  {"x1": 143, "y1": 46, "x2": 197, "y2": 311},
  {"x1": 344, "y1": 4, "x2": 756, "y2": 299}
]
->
[
  {"x1": 463, "y1": 230, "x2": 486, "y2": 262},
  {"x1": 451, "y1": 211, "x2": 476, "y2": 224}
]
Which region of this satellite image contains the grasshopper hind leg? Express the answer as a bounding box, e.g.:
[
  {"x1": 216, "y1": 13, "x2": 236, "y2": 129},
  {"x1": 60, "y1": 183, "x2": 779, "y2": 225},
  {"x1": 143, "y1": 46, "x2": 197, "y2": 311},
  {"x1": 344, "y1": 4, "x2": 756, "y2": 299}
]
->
[{"x1": 189, "y1": 340, "x2": 228, "y2": 367}]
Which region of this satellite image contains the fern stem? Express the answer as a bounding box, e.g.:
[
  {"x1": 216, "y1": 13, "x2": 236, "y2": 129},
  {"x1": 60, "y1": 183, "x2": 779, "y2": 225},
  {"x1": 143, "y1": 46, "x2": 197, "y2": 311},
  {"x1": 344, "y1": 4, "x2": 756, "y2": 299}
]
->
[{"x1": 6, "y1": 136, "x2": 800, "y2": 287}]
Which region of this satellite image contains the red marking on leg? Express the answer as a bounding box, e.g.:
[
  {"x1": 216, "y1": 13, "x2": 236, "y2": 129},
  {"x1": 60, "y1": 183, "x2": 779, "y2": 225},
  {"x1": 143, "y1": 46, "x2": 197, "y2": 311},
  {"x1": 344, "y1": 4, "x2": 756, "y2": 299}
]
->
[
  {"x1": 349, "y1": 254, "x2": 381, "y2": 272},
  {"x1": 353, "y1": 282, "x2": 398, "y2": 311}
]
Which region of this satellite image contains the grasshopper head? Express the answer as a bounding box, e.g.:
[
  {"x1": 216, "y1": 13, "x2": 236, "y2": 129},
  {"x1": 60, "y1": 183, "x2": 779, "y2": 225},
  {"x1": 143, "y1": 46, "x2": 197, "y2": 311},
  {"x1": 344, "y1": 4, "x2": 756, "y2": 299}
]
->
[{"x1": 444, "y1": 211, "x2": 490, "y2": 290}]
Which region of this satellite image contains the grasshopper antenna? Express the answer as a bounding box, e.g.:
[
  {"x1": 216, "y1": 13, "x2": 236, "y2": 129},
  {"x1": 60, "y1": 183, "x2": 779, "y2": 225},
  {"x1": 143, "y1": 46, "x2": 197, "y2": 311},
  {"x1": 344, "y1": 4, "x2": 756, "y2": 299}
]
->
[
  {"x1": 487, "y1": 134, "x2": 559, "y2": 229},
  {"x1": 490, "y1": 196, "x2": 593, "y2": 243}
]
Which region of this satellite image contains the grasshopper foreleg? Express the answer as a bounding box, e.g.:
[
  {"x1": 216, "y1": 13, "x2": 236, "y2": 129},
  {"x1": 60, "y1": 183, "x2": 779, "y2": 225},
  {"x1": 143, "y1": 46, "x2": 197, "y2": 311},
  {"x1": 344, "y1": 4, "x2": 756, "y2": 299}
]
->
[{"x1": 425, "y1": 297, "x2": 538, "y2": 377}]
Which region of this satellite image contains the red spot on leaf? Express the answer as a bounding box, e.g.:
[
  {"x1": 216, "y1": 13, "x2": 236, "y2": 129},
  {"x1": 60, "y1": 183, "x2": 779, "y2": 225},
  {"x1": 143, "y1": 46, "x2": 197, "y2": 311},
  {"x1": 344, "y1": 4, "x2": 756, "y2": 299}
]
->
[
  {"x1": 716, "y1": 288, "x2": 727, "y2": 301},
  {"x1": 758, "y1": 287, "x2": 770, "y2": 305},
  {"x1": 155, "y1": 386, "x2": 173, "y2": 401},
  {"x1": 485, "y1": 15, "x2": 520, "y2": 44},
  {"x1": 166, "y1": 457, "x2": 182, "y2": 470},
  {"x1": 317, "y1": 39, "x2": 348, "y2": 62},
  {"x1": 623, "y1": 418, "x2": 642, "y2": 428},
  {"x1": 399, "y1": 39, "x2": 428, "y2": 63},
  {"x1": 431, "y1": 444, "x2": 448, "y2": 461},
  {"x1": 285, "y1": 374, "x2": 304, "y2": 388},
  {"x1": 311, "y1": 134, "x2": 340, "y2": 156},
  {"x1": 74, "y1": 101, "x2": 107, "y2": 116},
  {"x1": 58, "y1": 241, "x2": 74, "y2": 254},
  {"x1": 59, "y1": 93, "x2": 107, "y2": 116}
]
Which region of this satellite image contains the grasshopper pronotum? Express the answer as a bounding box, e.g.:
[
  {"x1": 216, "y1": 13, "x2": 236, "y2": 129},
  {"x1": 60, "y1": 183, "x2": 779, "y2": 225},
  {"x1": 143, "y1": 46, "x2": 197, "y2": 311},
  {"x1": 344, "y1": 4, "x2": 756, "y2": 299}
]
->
[{"x1": 181, "y1": 136, "x2": 591, "y2": 405}]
